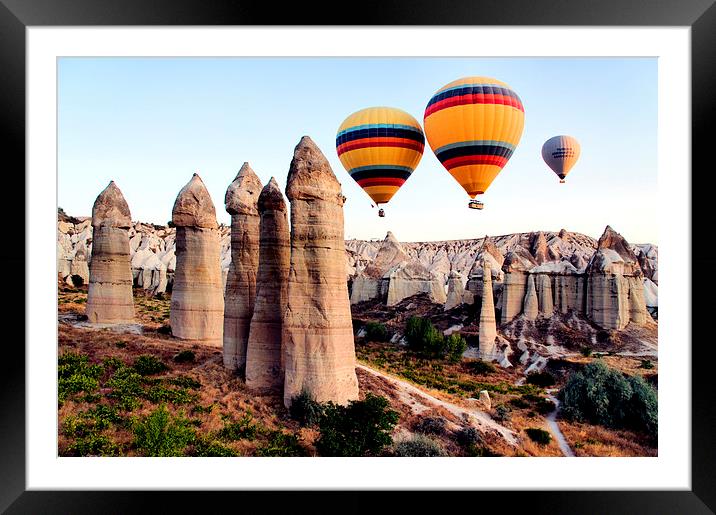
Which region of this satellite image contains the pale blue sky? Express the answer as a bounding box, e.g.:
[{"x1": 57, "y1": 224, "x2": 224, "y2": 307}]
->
[{"x1": 58, "y1": 57, "x2": 657, "y2": 244}]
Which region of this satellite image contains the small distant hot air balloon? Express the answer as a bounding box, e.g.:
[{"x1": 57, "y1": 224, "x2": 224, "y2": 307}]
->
[
  {"x1": 336, "y1": 107, "x2": 425, "y2": 217},
  {"x1": 424, "y1": 77, "x2": 525, "y2": 210},
  {"x1": 541, "y1": 135, "x2": 581, "y2": 183}
]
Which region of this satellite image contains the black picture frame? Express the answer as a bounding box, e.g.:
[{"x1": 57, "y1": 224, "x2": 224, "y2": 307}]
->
[{"x1": 3, "y1": 1, "x2": 713, "y2": 512}]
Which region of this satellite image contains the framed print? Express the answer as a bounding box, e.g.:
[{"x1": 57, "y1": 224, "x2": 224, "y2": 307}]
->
[{"x1": 4, "y1": 0, "x2": 715, "y2": 512}]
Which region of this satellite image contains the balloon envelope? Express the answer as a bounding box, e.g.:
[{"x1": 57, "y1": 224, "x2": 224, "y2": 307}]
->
[
  {"x1": 423, "y1": 76, "x2": 525, "y2": 199},
  {"x1": 541, "y1": 135, "x2": 581, "y2": 180},
  {"x1": 336, "y1": 107, "x2": 425, "y2": 206}
]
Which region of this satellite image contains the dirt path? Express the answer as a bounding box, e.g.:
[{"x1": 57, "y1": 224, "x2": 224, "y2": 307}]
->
[
  {"x1": 545, "y1": 392, "x2": 574, "y2": 457},
  {"x1": 356, "y1": 364, "x2": 518, "y2": 446}
]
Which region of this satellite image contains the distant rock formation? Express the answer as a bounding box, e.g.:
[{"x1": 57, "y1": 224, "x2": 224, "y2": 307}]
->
[
  {"x1": 500, "y1": 246, "x2": 536, "y2": 324},
  {"x1": 282, "y1": 137, "x2": 359, "y2": 407},
  {"x1": 534, "y1": 274, "x2": 554, "y2": 317},
  {"x1": 522, "y1": 274, "x2": 538, "y2": 321},
  {"x1": 245, "y1": 178, "x2": 290, "y2": 391},
  {"x1": 585, "y1": 226, "x2": 649, "y2": 330},
  {"x1": 444, "y1": 270, "x2": 467, "y2": 310},
  {"x1": 530, "y1": 231, "x2": 550, "y2": 264},
  {"x1": 223, "y1": 163, "x2": 263, "y2": 371},
  {"x1": 169, "y1": 174, "x2": 224, "y2": 345},
  {"x1": 479, "y1": 262, "x2": 498, "y2": 359},
  {"x1": 466, "y1": 236, "x2": 504, "y2": 300},
  {"x1": 86, "y1": 181, "x2": 135, "y2": 323}
]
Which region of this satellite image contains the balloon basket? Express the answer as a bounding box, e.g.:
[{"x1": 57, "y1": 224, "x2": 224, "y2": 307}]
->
[
  {"x1": 468, "y1": 200, "x2": 484, "y2": 210},
  {"x1": 378, "y1": 208, "x2": 385, "y2": 218},
  {"x1": 559, "y1": 179, "x2": 566, "y2": 184}
]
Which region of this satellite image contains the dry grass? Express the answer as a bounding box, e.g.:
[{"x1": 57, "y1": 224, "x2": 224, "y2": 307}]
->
[{"x1": 557, "y1": 419, "x2": 657, "y2": 457}]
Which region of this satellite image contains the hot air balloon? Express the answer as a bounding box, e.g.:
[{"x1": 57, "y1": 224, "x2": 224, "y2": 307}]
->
[
  {"x1": 541, "y1": 135, "x2": 581, "y2": 183},
  {"x1": 336, "y1": 107, "x2": 425, "y2": 217},
  {"x1": 423, "y1": 77, "x2": 525, "y2": 210}
]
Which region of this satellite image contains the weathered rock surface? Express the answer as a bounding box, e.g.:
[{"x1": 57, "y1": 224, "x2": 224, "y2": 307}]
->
[
  {"x1": 585, "y1": 226, "x2": 649, "y2": 330},
  {"x1": 534, "y1": 274, "x2": 554, "y2": 317},
  {"x1": 246, "y1": 178, "x2": 290, "y2": 391},
  {"x1": 500, "y1": 246, "x2": 537, "y2": 324},
  {"x1": 479, "y1": 262, "x2": 498, "y2": 360},
  {"x1": 523, "y1": 274, "x2": 539, "y2": 321},
  {"x1": 282, "y1": 137, "x2": 359, "y2": 407},
  {"x1": 444, "y1": 270, "x2": 466, "y2": 311},
  {"x1": 223, "y1": 163, "x2": 263, "y2": 371},
  {"x1": 86, "y1": 181, "x2": 135, "y2": 323},
  {"x1": 169, "y1": 174, "x2": 224, "y2": 345}
]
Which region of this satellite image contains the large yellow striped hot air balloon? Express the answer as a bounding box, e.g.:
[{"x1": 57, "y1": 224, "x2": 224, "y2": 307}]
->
[
  {"x1": 423, "y1": 77, "x2": 525, "y2": 210},
  {"x1": 541, "y1": 135, "x2": 581, "y2": 183},
  {"x1": 336, "y1": 107, "x2": 425, "y2": 217}
]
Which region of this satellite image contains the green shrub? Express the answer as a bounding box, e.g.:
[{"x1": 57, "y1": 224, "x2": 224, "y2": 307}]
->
[
  {"x1": 66, "y1": 434, "x2": 122, "y2": 457},
  {"x1": 133, "y1": 355, "x2": 169, "y2": 376},
  {"x1": 255, "y1": 431, "x2": 308, "y2": 457},
  {"x1": 218, "y1": 412, "x2": 259, "y2": 441},
  {"x1": 157, "y1": 324, "x2": 172, "y2": 335},
  {"x1": 405, "y1": 316, "x2": 433, "y2": 350},
  {"x1": 580, "y1": 346, "x2": 593, "y2": 357},
  {"x1": 106, "y1": 366, "x2": 145, "y2": 410},
  {"x1": 173, "y1": 350, "x2": 196, "y2": 363},
  {"x1": 58, "y1": 352, "x2": 103, "y2": 404},
  {"x1": 168, "y1": 376, "x2": 201, "y2": 389},
  {"x1": 289, "y1": 390, "x2": 324, "y2": 427},
  {"x1": 144, "y1": 381, "x2": 197, "y2": 405},
  {"x1": 560, "y1": 360, "x2": 657, "y2": 437},
  {"x1": 316, "y1": 393, "x2": 399, "y2": 457},
  {"x1": 525, "y1": 428, "x2": 552, "y2": 445},
  {"x1": 414, "y1": 416, "x2": 446, "y2": 436},
  {"x1": 393, "y1": 434, "x2": 445, "y2": 457},
  {"x1": 192, "y1": 437, "x2": 239, "y2": 457},
  {"x1": 364, "y1": 322, "x2": 390, "y2": 342},
  {"x1": 526, "y1": 371, "x2": 556, "y2": 387},
  {"x1": 466, "y1": 360, "x2": 496, "y2": 375},
  {"x1": 639, "y1": 359, "x2": 654, "y2": 370},
  {"x1": 132, "y1": 405, "x2": 195, "y2": 456},
  {"x1": 444, "y1": 333, "x2": 467, "y2": 362}
]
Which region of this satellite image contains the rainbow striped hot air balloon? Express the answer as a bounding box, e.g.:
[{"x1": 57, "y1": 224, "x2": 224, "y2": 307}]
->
[
  {"x1": 423, "y1": 77, "x2": 525, "y2": 210},
  {"x1": 542, "y1": 135, "x2": 581, "y2": 183},
  {"x1": 336, "y1": 107, "x2": 425, "y2": 217}
]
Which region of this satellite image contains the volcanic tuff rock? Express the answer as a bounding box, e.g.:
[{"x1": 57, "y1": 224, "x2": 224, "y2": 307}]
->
[
  {"x1": 500, "y1": 246, "x2": 537, "y2": 324},
  {"x1": 530, "y1": 231, "x2": 550, "y2": 264},
  {"x1": 444, "y1": 270, "x2": 467, "y2": 311},
  {"x1": 169, "y1": 174, "x2": 224, "y2": 345},
  {"x1": 282, "y1": 136, "x2": 359, "y2": 407},
  {"x1": 245, "y1": 178, "x2": 290, "y2": 391},
  {"x1": 586, "y1": 226, "x2": 649, "y2": 330},
  {"x1": 522, "y1": 274, "x2": 539, "y2": 321},
  {"x1": 479, "y1": 262, "x2": 498, "y2": 360},
  {"x1": 86, "y1": 181, "x2": 135, "y2": 323},
  {"x1": 223, "y1": 163, "x2": 263, "y2": 371}
]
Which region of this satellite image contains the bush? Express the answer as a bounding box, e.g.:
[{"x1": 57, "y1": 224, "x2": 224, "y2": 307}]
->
[
  {"x1": 67, "y1": 434, "x2": 122, "y2": 457},
  {"x1": 444, "y1": 333, "x2": 467, "y2": 362},
  {"x1": 157, "y1": 324, "x2": 172, "y2": 335},
  {"x1": 106, "y1": 366, "x2": 145, "y2": 410},
  {"x1": 414, "y1": 416, "x2": 446, "y2": 436},
  {"x1": 494, "y1": 404, "x2": 512, "y2": 422},
  {"x1": 560, "y1": 360, "x2": 657, "y2": 437},
  {"x1": 289, "y1": 390, "x2": 324, "y2": 427},
  {"x1": 192, "y1": 437, "x2": 239, "y2": 457},
  {"x1": 580, "y1": 346, "x2": 593, "y2": 357},
  {"x1": 639, "y1": 359, "x2": 654, "y2": 370},
  {"x1": 364, "y1": 322, "x2": 390, "y2": 342},
  {"x1": 525, "y1": 428, "x2": 552, "y2": 445},
  {"x1": 526, "y1": 371, "x2": 556, "y2": 387},
  {"x1": 133, "y1": 355, "x2": 169, "y2": 376},
  {"x1": 132, "y1": 405, "x2": 195, "y2": 456},
  {"x1": 393, "y1": 434, "x2": 446, "y2": 457},
  {"x1": 455, "y1": 426, "x2": 481, "y2": 447},
  {"x1": 58, "y1": 352, "x2": 103, "y2": 404},
  {"x1": 316, "y1": 393, "x2": 399, "y2": 457},
  {"x1": 255, "y1": 431, "x2": 309, "y2": 457},
  {"x1": 218, "y1": 412, "x2": 259, "y2": 441},
  {"x1": 466, "y1": 360, "x2": 495, "y2": 375},
  {"x1": 404, "y1": 316, "x2": 465, "y2": 361},
  {"x1": 173, "y1": 350, "x2": 196, "y2": 363}
]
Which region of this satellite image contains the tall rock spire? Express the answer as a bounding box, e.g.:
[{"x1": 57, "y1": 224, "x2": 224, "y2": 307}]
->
[
  {"x1": 282, "y1": 136, "x2": 359, "y2": 407},
  {"x1": 245, "y1": 177, "x2": 290, "y2": 391},
  {"x1": 169, "y1": 174, "x2": 224, "y2": 345},
  {"x1": 479, "y1": 262, "x2": 497, "y2": 360},
  {"x1": 223, "y1": 163, "x2": 263, "y2": 371},
  {"x1": 86, "y1": 181, "x2": 135, "y2": 323}
]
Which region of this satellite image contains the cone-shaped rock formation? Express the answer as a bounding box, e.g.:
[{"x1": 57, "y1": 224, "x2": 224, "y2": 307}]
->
[
  {"x1": 223, "y1": 163, "x2": 263, "y2": 370},
  {"x1": 479, "y1": 262, "x2": 498, "y2": 359},
  {"x1": 282, "y1": 137, "x2": 359, "y2": 407},
  {"x1": 245, "y1": 178, "x2": 290, "y2": 391},
  {"x1": 86, "y1": 181, "x2": 135, "y2": 323},
  {"x1": 170, "y1": 174, "x2": 224, "y2": 345}
]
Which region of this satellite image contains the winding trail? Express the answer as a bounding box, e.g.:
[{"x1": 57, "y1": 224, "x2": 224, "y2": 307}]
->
[
  {"x1": 544, "y1": 392, "x2": 574, "y2": 457},
  {"x1": 356, "y1": 363, "x2": 518, "y2": 446}
]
